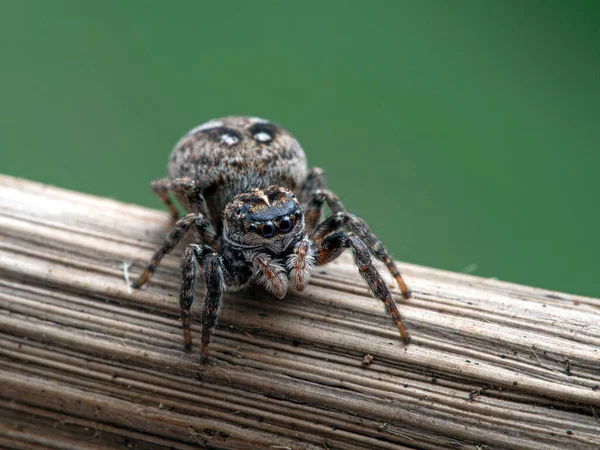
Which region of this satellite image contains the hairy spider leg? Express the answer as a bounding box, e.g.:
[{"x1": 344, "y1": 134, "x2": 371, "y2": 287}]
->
[
  {"x1": 316, "y1": 231, "x2": 411, "y2": 344},
  {"x1": 179, "y1": 245, "x2": 227, "y2": 362},
  {"x1": 300, "y1": 167, "x2": 327, "y2": 214},
  {"x1": 151, "y1": 178, "x2": 179, "y2": 221},
  {"x1": 306, "y1": 190, "x2": 412, "y2": 299},
  {"x1": 302, "y1": 181, "x2": 346, "y2": 234},
  {"x1": 151, "y1": 177, "x2": 212, "y2": 223},
  {"x1": 132, "y1": 212, "x2": 217, "y2": 288}
]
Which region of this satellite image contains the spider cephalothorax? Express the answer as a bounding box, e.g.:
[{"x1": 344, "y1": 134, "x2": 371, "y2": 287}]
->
[
  {"x1": 223, "y1": 185, "x2": 305, "y2": 253},
  {"x1": 133, "y1": 116, "x2": 411, "y2": 363}
]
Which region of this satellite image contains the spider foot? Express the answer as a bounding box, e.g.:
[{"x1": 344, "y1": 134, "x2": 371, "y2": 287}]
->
[{"x1": 395, "y1": 275, "x2": 412, "y2": 299}]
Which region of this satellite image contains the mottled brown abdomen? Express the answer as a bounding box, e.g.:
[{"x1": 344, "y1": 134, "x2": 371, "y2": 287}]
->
[{"x1": 168, "y1": 116, "x2": 308, "y2": 225}]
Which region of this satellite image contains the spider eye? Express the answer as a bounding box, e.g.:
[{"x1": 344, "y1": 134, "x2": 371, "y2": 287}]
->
[
  {"x1": 261, "y1": 221, "x2": 276, "y2": 238},
  {"x1": 293, "y1": 211, "x2": 302, "y2": 220},
  {"x1": 278, "y1": 216, "x2": 294, "y2": 234},
  {"x1": 248, "y1": 223, "x2": 257, "y2": 232}
]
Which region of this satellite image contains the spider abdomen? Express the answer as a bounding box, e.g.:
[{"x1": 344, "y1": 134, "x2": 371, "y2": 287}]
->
[{"x1": 167, "y1": 116, "x2": 308, "y2": 226}]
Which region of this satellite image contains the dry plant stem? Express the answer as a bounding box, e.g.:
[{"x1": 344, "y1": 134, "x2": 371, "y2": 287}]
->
[{"x1": 0, "y1": 174, "x2": 599, "y2": 450}]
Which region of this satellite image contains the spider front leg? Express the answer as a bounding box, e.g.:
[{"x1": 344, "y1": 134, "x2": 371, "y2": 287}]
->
[
  {"x1": 316, "y1": 231, "x2": 411, "y2": 343},
  {"x1": 132, "y1": 212, "x2": 216, "y2": 288},
  {"x1": 151, "y1": 177, "x2": 211, "y2": 221},
  {"x1": 305, "y1": 189, "x2": 411, "y2": 299},
  {"x1": 180, "y1": 244, "x2": 227, "y2": 362}
]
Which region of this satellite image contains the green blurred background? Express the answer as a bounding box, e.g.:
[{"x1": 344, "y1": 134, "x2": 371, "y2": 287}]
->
[{"x1": 1, "y1": 1, "x2": 599, "y2": 297}]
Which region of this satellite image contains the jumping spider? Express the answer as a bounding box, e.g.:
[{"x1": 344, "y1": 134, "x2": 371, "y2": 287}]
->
[{"x1": 132, "y1": 116, "x2": 411, "y2": 362}]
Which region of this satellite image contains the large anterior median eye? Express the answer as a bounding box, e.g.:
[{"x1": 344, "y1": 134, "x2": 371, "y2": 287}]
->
[
  {"x1": 278, "y1": 216, "x2": 294, "y2": 234},
  {"x1": 261, "y1": 221, "x2": 276, "y2": 238}
]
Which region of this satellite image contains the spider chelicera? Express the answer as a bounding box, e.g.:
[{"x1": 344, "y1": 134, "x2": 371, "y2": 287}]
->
[{"x1": 132, "y1": 116, "x2": 411, "y2": 363}]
